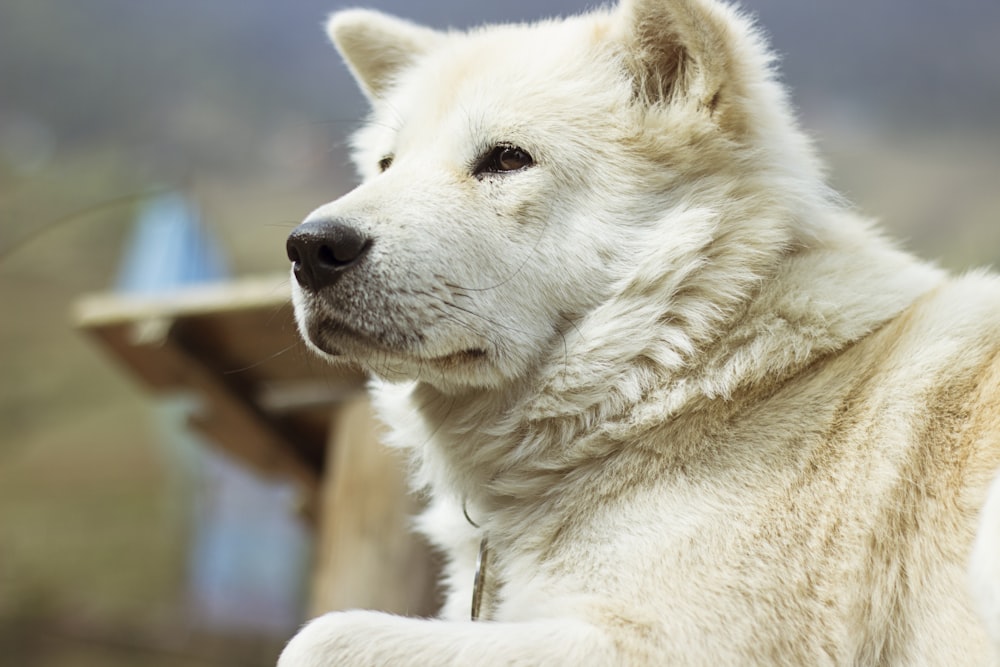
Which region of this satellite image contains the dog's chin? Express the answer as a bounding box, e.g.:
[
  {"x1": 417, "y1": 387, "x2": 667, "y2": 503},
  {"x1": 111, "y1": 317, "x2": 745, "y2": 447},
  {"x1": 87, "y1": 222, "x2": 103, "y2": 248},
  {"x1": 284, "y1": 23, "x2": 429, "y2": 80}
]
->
[{"x1": 301, "y1": 315, "x2": 489, "y2": 379}]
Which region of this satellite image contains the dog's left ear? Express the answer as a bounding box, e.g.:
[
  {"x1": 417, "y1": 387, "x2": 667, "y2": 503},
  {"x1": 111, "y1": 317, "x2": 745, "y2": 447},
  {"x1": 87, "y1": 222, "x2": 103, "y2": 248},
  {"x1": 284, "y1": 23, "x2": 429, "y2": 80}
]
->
[
  {"x1": 615, "y1": 0, "x2": 751, "y2": 130},
  {"x1": 327, "y1": 10, "x2": 445, "y2": 101}
]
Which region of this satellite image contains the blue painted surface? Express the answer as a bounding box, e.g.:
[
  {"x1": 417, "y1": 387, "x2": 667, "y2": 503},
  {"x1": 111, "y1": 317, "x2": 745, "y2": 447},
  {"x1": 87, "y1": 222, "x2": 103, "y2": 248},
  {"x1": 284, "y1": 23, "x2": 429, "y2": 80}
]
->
[{"x1": 116, "y1": 192, "x2": 227, "y2": 293}]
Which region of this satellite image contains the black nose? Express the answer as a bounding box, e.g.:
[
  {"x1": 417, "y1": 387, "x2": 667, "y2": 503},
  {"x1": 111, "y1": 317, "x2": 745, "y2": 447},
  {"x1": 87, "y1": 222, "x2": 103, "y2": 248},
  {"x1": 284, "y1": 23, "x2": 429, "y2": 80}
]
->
[{"x1": 286, "y1": 218, "x2": 371, "y2": 291}]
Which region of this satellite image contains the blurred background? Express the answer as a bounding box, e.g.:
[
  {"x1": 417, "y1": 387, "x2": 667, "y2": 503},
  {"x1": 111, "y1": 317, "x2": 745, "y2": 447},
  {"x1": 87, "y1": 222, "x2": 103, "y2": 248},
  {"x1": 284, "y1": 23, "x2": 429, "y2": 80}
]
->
[{"x1": 1, "y1": 0, "x2": 998, "y2": 665}]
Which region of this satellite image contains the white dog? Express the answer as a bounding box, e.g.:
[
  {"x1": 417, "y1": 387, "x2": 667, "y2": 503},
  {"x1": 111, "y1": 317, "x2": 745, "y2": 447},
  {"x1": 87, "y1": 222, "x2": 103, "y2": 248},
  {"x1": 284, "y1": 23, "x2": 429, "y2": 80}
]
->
[{"x1": 281, "y1": 0, "x2": 1000, "y2": 664}]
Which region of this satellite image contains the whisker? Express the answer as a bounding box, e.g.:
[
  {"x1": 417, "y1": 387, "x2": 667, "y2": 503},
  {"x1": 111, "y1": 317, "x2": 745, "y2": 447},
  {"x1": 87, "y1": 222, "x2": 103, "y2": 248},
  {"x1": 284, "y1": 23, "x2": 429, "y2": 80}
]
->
[
  {"x1": 265, "y1": 220, "x2": 302, "y2": 229},
  {"x1": 224, "y1": 341, "x2": 301, "y2": 375},
  {"x1": 416, "y1": 289, "x2": 532, "y2": 340},
  {"x1": 444, "y1": 213, "x2": 553, "y2": 294}
]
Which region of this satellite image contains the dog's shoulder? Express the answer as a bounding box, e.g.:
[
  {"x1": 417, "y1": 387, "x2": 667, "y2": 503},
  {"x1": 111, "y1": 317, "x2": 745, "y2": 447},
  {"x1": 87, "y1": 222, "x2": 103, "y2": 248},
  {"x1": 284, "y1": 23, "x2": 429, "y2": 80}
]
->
[
  {"x1": 868, "y1": 269, "x2": 1000, "y2": 378},
  {"x1": 876, "y1": 270, "x2": 1000, "y2": 479}
]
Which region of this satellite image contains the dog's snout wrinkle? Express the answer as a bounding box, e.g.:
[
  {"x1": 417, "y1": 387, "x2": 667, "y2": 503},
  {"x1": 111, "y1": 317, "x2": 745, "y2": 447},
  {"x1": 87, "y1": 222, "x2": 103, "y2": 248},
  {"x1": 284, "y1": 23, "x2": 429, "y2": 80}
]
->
[{"x1": 287, "y1": 218, "x2": 371, "y2": 291}]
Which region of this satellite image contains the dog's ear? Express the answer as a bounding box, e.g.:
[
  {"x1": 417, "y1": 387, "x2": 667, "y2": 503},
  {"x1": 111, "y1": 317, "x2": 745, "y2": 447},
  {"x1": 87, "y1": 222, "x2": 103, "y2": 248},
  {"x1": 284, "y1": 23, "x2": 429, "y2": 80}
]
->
[
  {"x1": 327, "y1": 10, "x2": 445, "y2": 100},
  {"x1": 615, "y1": 0, "x2": 749, "y2": 129}
]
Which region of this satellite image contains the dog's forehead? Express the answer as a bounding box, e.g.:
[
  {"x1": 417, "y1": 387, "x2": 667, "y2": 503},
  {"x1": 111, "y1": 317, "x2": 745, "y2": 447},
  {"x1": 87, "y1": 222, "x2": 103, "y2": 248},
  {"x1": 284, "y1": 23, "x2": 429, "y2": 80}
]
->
[{"x1": 378, "y1": 15, "x2": 622, "y2": 145}]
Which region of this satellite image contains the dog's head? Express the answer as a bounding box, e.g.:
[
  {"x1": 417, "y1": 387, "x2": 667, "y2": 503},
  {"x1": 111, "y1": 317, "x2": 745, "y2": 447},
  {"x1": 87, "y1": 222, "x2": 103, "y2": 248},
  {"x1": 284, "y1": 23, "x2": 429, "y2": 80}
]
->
[{"x1": 288, "y1": 0, "x2": 821, "y2": 393}]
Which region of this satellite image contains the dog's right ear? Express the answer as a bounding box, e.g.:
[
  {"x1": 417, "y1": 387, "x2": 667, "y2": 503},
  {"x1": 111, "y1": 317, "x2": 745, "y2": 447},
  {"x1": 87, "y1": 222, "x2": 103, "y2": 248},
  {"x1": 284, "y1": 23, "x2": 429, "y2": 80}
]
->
[
  {"x1": 614, "y1": 0, "x2": 753, "y2": 133},
  {"x1": 327, "y1": 10, "x2": 445, "y2": 101}
]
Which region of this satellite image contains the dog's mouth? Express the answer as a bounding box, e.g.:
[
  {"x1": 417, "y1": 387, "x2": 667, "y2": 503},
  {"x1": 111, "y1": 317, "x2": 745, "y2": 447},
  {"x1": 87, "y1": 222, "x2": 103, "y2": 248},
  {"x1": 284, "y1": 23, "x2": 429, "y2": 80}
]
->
[
  {"x1": 305, "y1": 315, "x2": 382, "y2": 356},
  {"x1": 304, "y1": 313, "x2": 488, "y2": 370},
  {"x1": 429, "y1": 347, "x2": 489, "y2": 368}
]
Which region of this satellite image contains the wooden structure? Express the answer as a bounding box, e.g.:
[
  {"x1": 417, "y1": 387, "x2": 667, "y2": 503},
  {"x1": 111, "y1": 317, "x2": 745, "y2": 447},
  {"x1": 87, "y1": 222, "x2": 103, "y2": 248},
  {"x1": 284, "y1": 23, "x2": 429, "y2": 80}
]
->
[{"x1": 75, "y1": 275, "x2": 438, "y2": 618}]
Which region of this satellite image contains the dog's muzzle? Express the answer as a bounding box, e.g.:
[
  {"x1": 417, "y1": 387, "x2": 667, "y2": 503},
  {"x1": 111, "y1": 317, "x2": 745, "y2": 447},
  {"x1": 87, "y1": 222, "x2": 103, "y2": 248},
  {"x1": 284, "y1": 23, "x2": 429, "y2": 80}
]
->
[{"x1": 286, "y1": 217, "x2": 371, "y2": 292}]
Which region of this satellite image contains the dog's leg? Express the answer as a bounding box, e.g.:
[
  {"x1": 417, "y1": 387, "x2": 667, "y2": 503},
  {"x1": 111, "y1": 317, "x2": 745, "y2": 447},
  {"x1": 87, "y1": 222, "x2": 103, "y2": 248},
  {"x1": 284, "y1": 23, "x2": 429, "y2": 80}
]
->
[
  {"x1": 277, "y1": 610, "x2": 619, "y2": 667},
  {"x1": 971, "y1": 471, "x2": 1000, "y2": 648}
]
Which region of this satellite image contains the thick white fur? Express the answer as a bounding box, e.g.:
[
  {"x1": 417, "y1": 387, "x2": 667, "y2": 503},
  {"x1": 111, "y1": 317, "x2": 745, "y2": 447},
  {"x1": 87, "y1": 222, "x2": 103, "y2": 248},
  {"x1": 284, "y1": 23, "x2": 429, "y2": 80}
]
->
[
  {"x1": 974, "y1": 475, "x2": 1000, "y2": 644},
  {"x1": 282, "y1": 0, "x2": 1000, "y2": 664}
]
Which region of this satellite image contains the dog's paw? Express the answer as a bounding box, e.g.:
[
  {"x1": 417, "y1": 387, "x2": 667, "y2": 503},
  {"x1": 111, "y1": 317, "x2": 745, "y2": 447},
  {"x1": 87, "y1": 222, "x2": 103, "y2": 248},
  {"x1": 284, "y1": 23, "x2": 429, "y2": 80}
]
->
[
  {"x1": 277, "y1": 611, "x2": 379, "y2": 667},
  {"x1": 276, "y1": 615, "x2": 331, "y2": 667}
]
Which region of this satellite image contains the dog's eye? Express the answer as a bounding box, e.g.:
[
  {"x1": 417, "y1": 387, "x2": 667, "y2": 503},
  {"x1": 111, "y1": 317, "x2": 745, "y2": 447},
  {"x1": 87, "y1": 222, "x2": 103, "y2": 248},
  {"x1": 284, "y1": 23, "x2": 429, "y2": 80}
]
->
[
  {"x1": 378, "y1": 156, "x2": 393, "y2": 172},
  {"x1": 475, "y1": 145, "x2": 534, "y2": 176}
]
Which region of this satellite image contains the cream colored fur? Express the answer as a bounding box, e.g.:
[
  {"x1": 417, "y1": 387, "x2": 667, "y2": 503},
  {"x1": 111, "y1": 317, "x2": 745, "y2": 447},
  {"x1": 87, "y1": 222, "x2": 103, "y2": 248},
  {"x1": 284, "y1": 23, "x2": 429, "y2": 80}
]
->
[{"x1": 280, "y1": 0, "x2": 1000, "y2": 664}]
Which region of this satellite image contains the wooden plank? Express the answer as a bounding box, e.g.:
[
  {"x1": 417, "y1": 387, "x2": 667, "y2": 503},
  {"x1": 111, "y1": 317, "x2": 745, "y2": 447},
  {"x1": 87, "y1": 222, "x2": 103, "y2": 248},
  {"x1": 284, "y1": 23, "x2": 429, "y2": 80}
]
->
[
  {"x1": 74, "y1": 275, "x2": 359, "y2": 389},
  {"x1": 72, "y1": 276, "x2": 370, "y2": 491},
  {"x1": 74, "y1": 275, "x2": 293, "y2": 325},
  {"x1": 310, "y1": 397, "x2": 439, "y2": 617},
  {"x1": 84, "y1": 315, "x2": 321, "y2": 491},
  {"x1": 74, "y1": 277, "x2": 369, "y2": 481}
]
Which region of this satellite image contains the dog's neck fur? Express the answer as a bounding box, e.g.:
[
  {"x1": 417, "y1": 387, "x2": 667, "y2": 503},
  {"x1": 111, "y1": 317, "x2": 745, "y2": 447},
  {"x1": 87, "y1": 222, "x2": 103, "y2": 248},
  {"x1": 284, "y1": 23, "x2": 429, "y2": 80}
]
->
[{"x1": 377, "y1": 199, "x2": 944, "y2": 511}]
